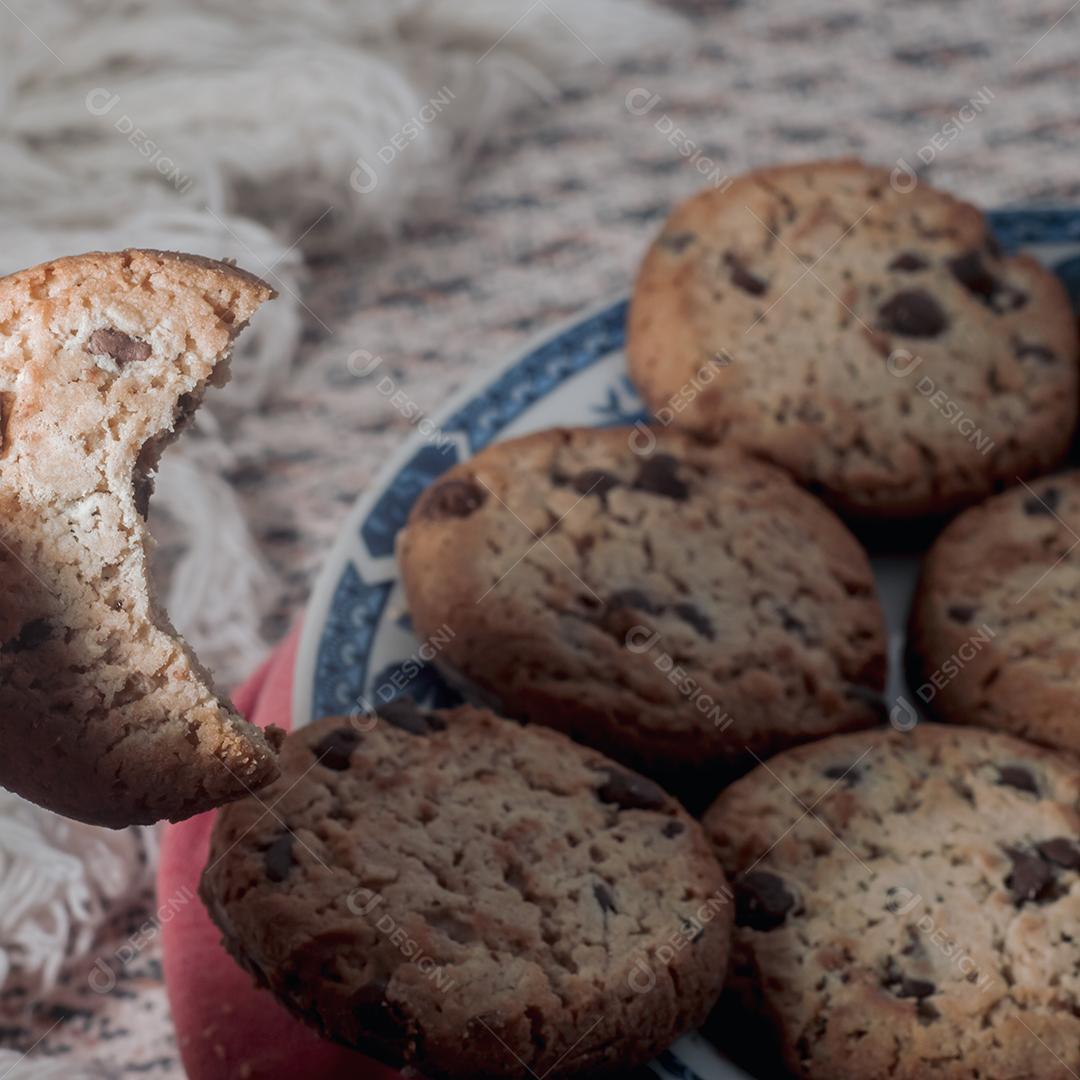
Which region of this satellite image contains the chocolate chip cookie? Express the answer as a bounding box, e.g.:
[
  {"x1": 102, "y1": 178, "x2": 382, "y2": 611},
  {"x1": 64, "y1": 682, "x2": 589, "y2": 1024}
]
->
[
  {"x1": 703, "y1": 722, "x2": 1080, "y2": 1080},
  {"x1": 909, "y1": 471, "x2": 1080, "y2": 754},
  {"x1": 0, "y1": 250, "x2": 280, "y2": 826},
  {"x1": 201, "y1": 704, "x2": 732, "y2": 1078},
  {"x1": 397, "y1": 426, "x2": 886, "y2": 794},
  {"x1": 627, "y1": 159, "x2": 1078, "y2": 518}
]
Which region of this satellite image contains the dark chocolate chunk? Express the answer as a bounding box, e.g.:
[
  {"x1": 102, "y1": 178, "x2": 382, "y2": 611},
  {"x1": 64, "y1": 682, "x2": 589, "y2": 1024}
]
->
[
  {"x1": 264, "y1": 833, "x2": 296, "y2": 883},
  {"x1": 313, "y1": 727, "x2": 362, "y2": 770},
  {"x1": 877, "y1": 290, "x2": 948, "y2": 337},
  {"x1": 1023, "y1": 488, "x2": 1060, "y2": 516},
  {"x1": 2, "y1": 618, "x2": 52, "y2": 654},
  {"x1": 574, "y1": 469, "x2": 620, "y2": 497},
  {"x1": 1005, "y1": 848, "x2": 1056, "y2": 904},
  {"x1": 725, "y1": 252, "x2": 768, "y2": 296},
  {"x1": 594, "y1": 883, "x2": 617, "y2": 913},
  {"x1": 947, "y1": 251, "x2": 999, "y2": 303},
  {"x1": 608, "y1": 589, "x2": 662, "y2": 615},
  {"x1": 595, "y1": 766, "x2": 670, "y2": 812},
  {"x1": 86, "y1": 328, "x2": 152, "y2": 365},
  {"x1": 352, "y1": 978, "x2": 408, "y2": 1041},
  {"x1": 661, "y1": 821, "x2": 684, "y2": 838},
  {"x1": 895, "y1": 976, "x2": 936, "y2": 1000},
  {"x1": 997, "y1": 764, "x2": 1039, "y2": 796},
  {"x1": 947, "y1": 605, "x2": 975, "y2": 624},
  {"x1": 378, "y1": 700, "x2": 446, "y2": 736},
  {"x1": 889, "y1": 252, "x2": 929, "y2": 272},
  {"x1": 823, "y1": 764, "x2": 860, "y2": 785},
  {"x1": 735, "y1": 871, "x2": 796, "y2": 931},
  {"x1": 421, "y1": 478, "x2": 486, "y2": 519},
  {"x1": 1037, "y1": 837, "x2": 1080, "y2": 870},
  {"x1": 633, "y1": 453, "x2": 689, "y2": 500},
  {"x1": 673, "y1": 601, "x2": 715, "y2": 640}
]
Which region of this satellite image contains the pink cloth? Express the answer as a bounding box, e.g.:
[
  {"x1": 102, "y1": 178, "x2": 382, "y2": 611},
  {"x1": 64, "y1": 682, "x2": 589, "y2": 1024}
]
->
[{"x1": 159, "y1": 624, "x2": 401, "y2": 1080}]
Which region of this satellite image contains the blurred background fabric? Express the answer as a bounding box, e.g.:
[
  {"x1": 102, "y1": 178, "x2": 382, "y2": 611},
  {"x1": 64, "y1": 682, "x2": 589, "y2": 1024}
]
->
[{"x1": 1, "y1": 0, "x2": 1079, "y2": 1075}]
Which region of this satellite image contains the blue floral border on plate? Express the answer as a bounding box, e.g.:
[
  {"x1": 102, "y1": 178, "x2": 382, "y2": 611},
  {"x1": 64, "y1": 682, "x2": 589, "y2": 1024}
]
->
[{"x1": 310, "y1": 208, "x2": 1080, "y2": 736}]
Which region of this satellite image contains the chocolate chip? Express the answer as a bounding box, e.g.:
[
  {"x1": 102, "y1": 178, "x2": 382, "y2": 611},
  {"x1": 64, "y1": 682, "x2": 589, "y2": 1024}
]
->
[
  {"x1": 608, "y1": 589, "x2": 661, "y2": 615},
  {"x1": 1037, "y1": 838, "x2": 1080, "y2": 870},
  {"x1": 673, "y1": 601, "x2": 715, "y2": 640},
  {"x1": 1015, "y1": 343, "x2": 1056, "y2": 365},
  {"x1": 633, "y1": 453, "x2": 689, "y2": 500},
  {"x1": 86, "y1": 328, "x2": 152, "y2": 365},
  {"x1": 947, "y1": 605, "x2": 975, "y2": 624},
  {"x1": 661, "y1": 821, "x2": 684, "y2": 838},
  {"x1": 724, "y1": 252, "x2": 768, "y2": 296},
  {"x1": 378, "y1": 700, "x2": 446, "y2": 736},
  {"x1": 823, "y1": 764, "x2": 860, "y2": 785},
  {"x1": 264, "y1": 833, "x2": 296, "y2": 883},
  {"x1": 779, "y1": 607, "x2": 807, "y2": 637},
  {"x1": 1, "y1": 618, "x2": 52, "y2": 654},
  {"x1": 877, "y1": 290, "x2": 948, "y2": 337},
  {"x1": 659, "y1": 231, "x2": 696, "y2": 254},
  {"x1": 420, "y1": 478, "x2": 486, "y2": 519},
  {"x1": 947, "y1": 251, "x2": 1000, "y2": 303},
  {"x1": 889, "y1": 252, "x2": 929, "y2": 272},
  {"x1": 594, "y1": 883, "x2": 617, "y2": 913},
  {"x1": 735, "y1": 871, "x2": 796, "y2": 931},
  {"x1": 895, "y1": 977, "x2": 936, "y2": 1000},
  {"x1": 998, "y1": 765, "x2": 1039, "y2": 796},
  {"x1": 595, "y1": 766, "x2": 669, "y2": 812},
  {"x1": 574, "y1": 469, "x2": 620, "y2": 496},
  {"x1": 1005, "y1": 848, "x2": 1056, "y2": 904},
  {"x1": 1023, "y1": 488, "x2": 1059, "y2": 516},
  {"x1": 352, "y1": 979, "x2": 408, "y2": 1041},
  {"x1": 313, "y1": 727, "x2": 361, "y2": 770}
]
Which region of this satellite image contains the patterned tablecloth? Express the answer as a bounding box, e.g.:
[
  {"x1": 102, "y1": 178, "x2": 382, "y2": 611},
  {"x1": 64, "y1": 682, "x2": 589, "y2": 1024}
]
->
[{"x1": 14, "y1": 1, "x2": 1080, "y2": 1074}]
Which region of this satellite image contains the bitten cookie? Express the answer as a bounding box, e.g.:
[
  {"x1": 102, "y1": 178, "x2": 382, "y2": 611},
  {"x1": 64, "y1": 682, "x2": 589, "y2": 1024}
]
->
[
  {"x1": 397, "y1": 427, "x2": 886, "y2": 793},
  {"x1": 201, "y1": 704, "x2": 732, "y2": 1079},
  {"x1": 627, "y1": 159, "x2": 1078, "y2": 518},
  {"x1": 909, "y1": 471, "x2": 1080, "y2": 753},
  {"x1": 703, "y1": 723, "x2": 1080, "y2": 1080},
  {"x1": 0, "y1": 250, "x2": 280, "y2": 827}
]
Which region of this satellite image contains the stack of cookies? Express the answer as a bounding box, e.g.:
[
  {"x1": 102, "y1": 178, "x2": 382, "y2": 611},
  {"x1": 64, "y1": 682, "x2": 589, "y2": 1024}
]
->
[{"x1": 200, "y1": 161, "x2": 1080, "y2": 1079}]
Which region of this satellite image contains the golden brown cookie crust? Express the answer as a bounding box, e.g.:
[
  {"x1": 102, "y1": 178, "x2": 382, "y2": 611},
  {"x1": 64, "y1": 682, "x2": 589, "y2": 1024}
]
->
[
  {"x1": 627, "y1": 159, "x2": 1078, "y2": 518},
  {"x1": 909, "y1": 471, "x2": 1080, "y2": 753},
  {"x1": 704, "y1": 722, "x2": 1080, "y2": 1080},
  {"x1": 397, "y1": 426, "x2": 887, "y2": 793},
  {"x1": 201, "y1": 704, "x2": 732, "y2": 1078}
]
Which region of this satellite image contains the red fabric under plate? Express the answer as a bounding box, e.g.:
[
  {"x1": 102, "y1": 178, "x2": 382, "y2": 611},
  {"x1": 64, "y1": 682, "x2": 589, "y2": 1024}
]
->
[{"x1": 158, "y1": 624, "x2": 401, "y2": 1080}]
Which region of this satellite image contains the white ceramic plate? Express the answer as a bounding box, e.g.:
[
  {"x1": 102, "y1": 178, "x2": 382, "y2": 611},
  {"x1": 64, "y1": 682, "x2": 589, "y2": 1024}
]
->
[{"x1": 292, "y1": 208, "x2": 1080, "y2": 1078}]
